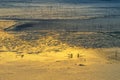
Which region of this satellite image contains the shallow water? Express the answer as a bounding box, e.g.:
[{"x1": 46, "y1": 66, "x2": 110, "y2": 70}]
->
[{"x1": 0, "y1": 2, "x2": 120, "y2": 32}]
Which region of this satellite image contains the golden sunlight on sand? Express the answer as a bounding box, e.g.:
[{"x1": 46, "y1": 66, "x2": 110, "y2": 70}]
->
[{"x1": 0, "y1": 20, "x2": 120, "y2": 80}]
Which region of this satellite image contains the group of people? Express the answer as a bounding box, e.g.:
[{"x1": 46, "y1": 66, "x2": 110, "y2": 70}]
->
[{"x1": 68, "y1": 53, "x2": 81, "y2": 58}]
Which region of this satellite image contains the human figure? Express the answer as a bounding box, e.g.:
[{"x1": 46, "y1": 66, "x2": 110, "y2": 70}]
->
[
  {"x1": 68, "y1": 53, "x2": 73, "y2": 58},
  {"x1": 77, "y1": 53, "x2": 80, "y2": 58},
  {"x1": 21, "y1": 55, "x2": 24, "y2": 58},
  {"x1": 70, "y1": 54, "x2": 73, "y2": 58}
]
